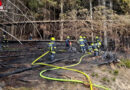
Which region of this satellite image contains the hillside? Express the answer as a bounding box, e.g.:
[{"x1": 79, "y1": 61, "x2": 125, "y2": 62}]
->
[{"x1": 0, "y1": 0, "x2": 130, "y2": 90}]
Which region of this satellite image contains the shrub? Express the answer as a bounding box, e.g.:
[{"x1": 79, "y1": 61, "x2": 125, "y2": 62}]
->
[
  {"x1": 113, "y1": 70, "x2": 119, "y2": 76},
  {"x1": 120, "y1": 59, "x2": 130, "y2": 68}
]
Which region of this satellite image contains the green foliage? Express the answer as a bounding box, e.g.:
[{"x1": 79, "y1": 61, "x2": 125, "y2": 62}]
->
[
  {"x1": 77, "y1": 9, "x2": 88, "y2": 19},
  {"x1": 121, "y1": 59, "x2": 130, "y2": 68},
  {"x1": 109, "y1": 70, "x2": 112, "y2": 74},
  {"x1": 91, "y1": 72, "x2": 98, "y2": 77},
  {"x1": 122, "y1": 0, "x2": 130, "y2": 7},
  {"x1": 113, "y1": 70, "x2": 119, "y2": 76},
  {"x1": 113, "y1": 0, "x2": 130, "y2": 14},
  {"x1": 28, "y1": 0, "x2": 39, "y2": 11},
  {"x1": 111, "y1": 77, "x2": 116, "y2": 81},
  {"x1": 22, "y1": 0, "x2": 129, "y2": 19},
  {"x1": 124, "y1": 61, "x2": 130, "y2": 68},
  {"x1": 102, "y1": 77, "x2": 110, "y2": 83},
  {"x1": 45, "y1": 0, "x2": 58, "y2": 7}
]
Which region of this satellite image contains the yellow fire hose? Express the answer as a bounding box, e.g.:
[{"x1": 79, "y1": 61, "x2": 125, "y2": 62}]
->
[{"x1": 32, "y1": 51, "x2": 110, "y2": 90}]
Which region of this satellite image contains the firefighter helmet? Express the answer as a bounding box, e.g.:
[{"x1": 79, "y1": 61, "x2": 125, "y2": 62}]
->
[{"x1": 51, "y1": 37, "x2": 55, "y2": 41}]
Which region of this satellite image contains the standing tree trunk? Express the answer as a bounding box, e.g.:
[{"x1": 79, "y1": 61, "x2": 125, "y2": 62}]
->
[
  {"x1": 60, "y1": 0, "x2": 64, "y2": 41},
  {"x1": 103, "y1": 0, "x2": 108, "y2": 49},
  {"x1": 110, "y1": 0, "x2": 113, "y2": 9},
  {"x1": 98, "y1": 0, "x2": 101, "y2": 6},
  {"x1": 89, "y1": 0, "x2": 94, "y2": 42},
  {"x1": 110, "y1": 0, "x2": 113, "y2": 49}
]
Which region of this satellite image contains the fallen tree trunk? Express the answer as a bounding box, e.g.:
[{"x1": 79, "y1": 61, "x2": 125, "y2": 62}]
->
[
  {"x1": 0, "y1": 53, "x2": 82, "y2": 78},
  {"x1": 0, "y1": 65, "x2": 41, "y2": 78},
  {"x1": 0, "y1": 53, "x2": 36, "y2": 58},
  {"x1": 0, "y1": 27, "x2": 23, "y2": 45},
  {"x1": 98, "y1": 52, "x2": 120, "y2": 66}
]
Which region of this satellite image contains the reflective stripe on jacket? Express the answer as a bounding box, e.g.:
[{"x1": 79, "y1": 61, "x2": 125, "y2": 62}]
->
[
  {"x1": 48, "y1": 41, "x2": 56, "y2": 53},
  {"x1": 94, "y1": 48, "x2": 98, "y2": 51},
  {"x1": 78, "y1": 38, "x2": 85, "y2": 46}
]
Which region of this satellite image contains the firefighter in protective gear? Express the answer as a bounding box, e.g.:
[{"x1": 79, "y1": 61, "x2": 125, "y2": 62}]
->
[
  {"x1": 83, "y1": 36, "x2": 87, "y2": 42},
  {"x1": 65, "y1": 36, "x2": 70, "y2": 49},
  {"x1": 91, "y1": 43, "x2": 94, "y2": 49},
  {"x1": 96, "y1": 41, "x2": 101, "y2": 49},
  {"x1": 94, "y1": 48, "x2": 99, "y2": 56},
  {"x1": 95, "y1": 41, "x2": 102, "y2": 55},
  {"x1": 78, "y1": 36, "x2": 86, "y2": 53},
  {"x1": 88, "y1": 43, "x2": 93, "y2": 54},
  {"x1": 2, "y1": 35, "x2": 8, "y2": 48},
  {"x1": 83, "y1": 36, "x2": 88, "y2": 50},
  {"x1": 93, "y1": 43, "x2": 99, "y2": 56},
  {"x1": 95, "y1": 36, "x2": 100, "y2": 43},
  {"x1": 48, "y1": 37, "x2": 56, "y2": 61}
]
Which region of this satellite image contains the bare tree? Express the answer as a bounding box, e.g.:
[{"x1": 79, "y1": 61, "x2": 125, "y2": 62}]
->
[
  {"x1": 103, "y1": 0, "x2": 108, "y2": 49},
  {"x1": 60, "y1": 0, "x2": 64, "y2": 41},
  {"x1": 89, "y1": 0, "x2": 94, "y2": 42}
]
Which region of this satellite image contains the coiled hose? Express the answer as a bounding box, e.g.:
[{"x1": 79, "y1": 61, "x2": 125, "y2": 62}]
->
[{"x1": 32, "y1": 51, "x2": 110, "y2": 90}]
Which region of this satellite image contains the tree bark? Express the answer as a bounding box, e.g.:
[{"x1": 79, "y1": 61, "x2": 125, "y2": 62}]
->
[
  {"x1": 60, "y1": 0, "x2": 64, "y2": 41},
  {"x1": 89, "y1": 0, "x2": 94, "y2": 42},
  {"x1": 98, "y1": 0, "x2": 101, "y2": 6},
  {"x1": 103, "y1": 0, "x2": 108, "y2": 49}
]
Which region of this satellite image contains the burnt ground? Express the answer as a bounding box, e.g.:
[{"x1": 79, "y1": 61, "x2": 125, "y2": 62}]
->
[{"x1": 0, "y1": 42, "x2": 130, "y2": 90}]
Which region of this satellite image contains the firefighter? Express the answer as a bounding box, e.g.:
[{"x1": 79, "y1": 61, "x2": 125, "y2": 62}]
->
[
  {"x1": 88, "y1": 43, "x2": 93, "y2": 54},
  {"x1": 93, "y1": 43, "x2": 99, "y2": 56},
  {"x1": 2, "y1": 35, "x2": 8, "y2": 48},
  {"x1": 48, "y1": 37, "x2": 56, "y2": 61},
  {"x1": 97, "y1": 41, "x2": 102, "y2": 49},
  {"x1": 65, "y1": 36, "x2": 70, "y2": 49},
  {"x1": 83, "y1": 36, "x2": 88, "y2": 50},
  {"x1": 95, "y1": 36, "x2": 100, "y2": 43},
  {"x1": 78, "y1": 36, "x2": 86, "y2": 53}
]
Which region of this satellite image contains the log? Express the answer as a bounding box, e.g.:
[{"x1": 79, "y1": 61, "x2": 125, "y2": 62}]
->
[
  {"x1": 0, "y1": 53, "x2": 36, "y2": 58},
  {"x1": 0, "y1": 65, "x2": 40, "y2": 78},
  {"x1": 0, "y1": 53, "x2": 82, "y2": 78}
]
